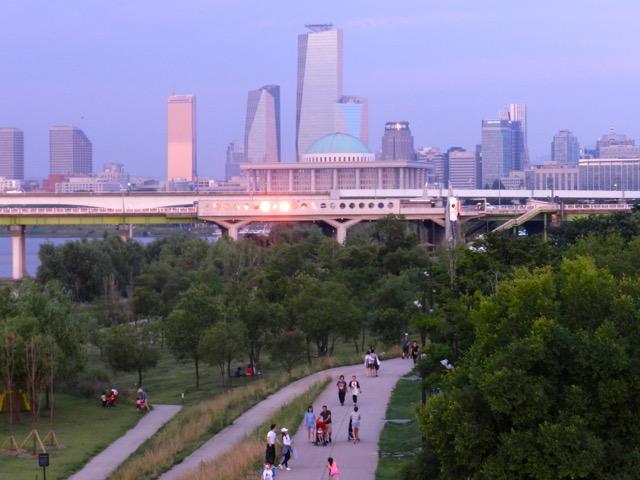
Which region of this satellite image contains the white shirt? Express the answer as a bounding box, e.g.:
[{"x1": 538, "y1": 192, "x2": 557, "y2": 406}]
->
[
  {"x1": 350, "y1": 411, "x2": 361, "y2": 423},
  {"x1": 267, "y1": 430, "x2": 276, "y2": 445},
  {"x1": 350, "y1": 380, "x2": 361, "y2": 396},
  {"x1": 262, "y1": 468, "x2": 274, "y2": 480},
  {"x1": 283, "y1": 433, "x2": 291, "y2": 446},
  {"x1": 364, "y1": 353, "x2": 372, "y2": 366}
]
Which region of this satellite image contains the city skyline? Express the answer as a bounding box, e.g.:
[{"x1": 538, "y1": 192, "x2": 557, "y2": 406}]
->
[{"x1": 1, "y1": 1, "x2": 640, "y2": 179}]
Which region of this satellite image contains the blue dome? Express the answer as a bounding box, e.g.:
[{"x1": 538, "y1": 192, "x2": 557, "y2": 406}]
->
[{"x1": 306, "y1": 133, "x2": 370, "y2": 154}]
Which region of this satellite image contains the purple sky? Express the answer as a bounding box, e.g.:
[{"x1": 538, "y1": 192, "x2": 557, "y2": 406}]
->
[{"x1": 1, "y1": 0, "x2": 639, "y2": 179}]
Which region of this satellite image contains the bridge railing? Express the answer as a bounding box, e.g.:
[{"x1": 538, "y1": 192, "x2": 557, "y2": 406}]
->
[{"x1": 0, "y1": 206, "x2": 198, "y2": 215}]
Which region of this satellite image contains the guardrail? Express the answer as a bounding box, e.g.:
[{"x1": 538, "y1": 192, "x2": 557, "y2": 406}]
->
[{"x1": 0, "y1": 207, "x2": 198, "y2": 215}]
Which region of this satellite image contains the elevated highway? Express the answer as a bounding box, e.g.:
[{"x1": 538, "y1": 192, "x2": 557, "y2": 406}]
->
[{"x1": 0, "y1": 190, "x2": 632, "y2": 280}]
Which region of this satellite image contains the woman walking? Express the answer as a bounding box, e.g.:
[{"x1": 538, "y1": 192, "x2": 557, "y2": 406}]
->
[
  {"x1": 336, "y1": 375, "x2": 347, "y2": 406},
  {"x1": 278, "y1": 427, "x2": 292, "y2": 471},
  {"x1": 350, "y1": 406, "x2": 361, "y2": 444},
  {"x1": 327, "y1": 457, "x2": 341, "y2": 479},
  {"x1": 410, "y1": 341, "x2": 420, "y2": 365},
  {"x1": 304, "y1": 405, "x2": 316, "y2": 442},
  {"x1": 349, "y1": 376, "x2": 361, "y2": 405}
]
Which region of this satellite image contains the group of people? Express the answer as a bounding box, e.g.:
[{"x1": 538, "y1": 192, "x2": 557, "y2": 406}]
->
[
  {"x1": 260, "y1": 373, "x2": 366, "y2": 479},
  {"x1": 401, "y1": 333, "x2": 421, "y2": 365},
  {"x1": 99, "y1": 388, "x2": 118, "y2": 407},
  {"x1": 364, "y1": 349, "x2": 381, "y2": 377}
]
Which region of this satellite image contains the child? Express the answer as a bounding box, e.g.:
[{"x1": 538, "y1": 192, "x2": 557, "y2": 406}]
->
[
  {"x1": 327, "y1": 457, "x2": 340, "y2": 479},
  {"x1": 259, "y1": 462, "x2": 276, "y2": 480}
]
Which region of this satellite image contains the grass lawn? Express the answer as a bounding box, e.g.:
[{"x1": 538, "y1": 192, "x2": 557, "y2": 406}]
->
[
  {"x1": 376, "y1": 372, "x2": 422, "y2": 480},
  {"x1": 0, "y1": 394, "x2": 139, "y2": 480}
]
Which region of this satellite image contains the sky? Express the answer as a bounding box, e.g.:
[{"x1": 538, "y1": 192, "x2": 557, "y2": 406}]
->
[{"x1": 1, "y1": 0, "x2": 640, "y2": 180}]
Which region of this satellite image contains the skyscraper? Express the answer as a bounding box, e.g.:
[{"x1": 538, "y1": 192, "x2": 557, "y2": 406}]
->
[
  {"x1": 448, "y1": 149, "x2": 481, "y2": 188},
  {"x1": 551, "y1": 130, "x2": 580, "y2": 165},
  {"x1": 49, "y1": 125, "x2": 92, "y2": 175},
  {"x1": 245, "y1": 85, "x2": 281, "y2": 164},
  {"x1": 595, "y1": 129, "x2": 640, "y2": 158},
  {"x1": 335, "y1": 96, "x2": 368, "y2": 147},
  {"x1": 296, "y1": 24, "x2": 343, "y2": 160},
  {"x1": 225, "y1": 142, "x2": 245, "y2": 180},
  {"x1": 481, "y1": 120, "x2": 524, "y2": 187},
  {"x1": 0, "y1": 128, "x2": 24, "y2": 180},
  {"x1": 500, "y1": 103, "x2": 529, "y2": 169},
  {"x1": 381, "y1": 121, "x2": 415, "y2": 160},
  {"x1": 167, "y1": 95, "x2": 196, "y2": 181}
]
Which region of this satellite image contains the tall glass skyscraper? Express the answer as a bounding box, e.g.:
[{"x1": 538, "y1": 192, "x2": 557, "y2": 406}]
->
[
  {"x1": 481, "y1": 120, "x2": 523, "y2": 187},
  {"x1": 49, "y1": 125, "x2": 92, "y2": 175},
  {"x1": 500, "y1": 103, "x2": 529, "y2": 169},
  {"x1": 0, "y1": 128, "x2": 24, "y2": 180},
  {"x1": 296, "y1": 24, "x2": 343, "y2": 160},
  {"x1": 381, "y1": 121, "x2": 415, "y2": 160},
  {"x1": 334, "y1": 96, "x2": 368, "y2": 147},
  {"x1": 245, "y1": 85, "x2": 281, "y2": 163},
  {"x1": 551, "y1": 130, "x2": 580, "y2": 165},
  {"x1": 167, "y1": 94, "x2": 196, "y2": 181}
]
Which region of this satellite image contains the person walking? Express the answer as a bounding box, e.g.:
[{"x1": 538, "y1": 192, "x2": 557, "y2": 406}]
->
[
  {"x1": 304, "y1": 405, "x2": 315, "y2": 442},
  {"x1": 336, "y1": 375, "x2": 347, "y2": 406},
  {"x1": 327, "y1": 457, "x2": 341, "y2": 479},
  {"x1": 371, "y1": 348, "x2": 380, "y2": 377},
  {"x1": 410, "y1": 341, "x2": 420, "y2": 365},
  {"x1": 265, "y1": 423, "x2": 277, "y2": 465},
  {"x1": 402, "y1": 333, "x2": 410, "y2": 359},
  {"x1": 278, "y1": 427, "x2": 292, "y2": 471},
  {"x1": 320, "y1": 405, "x2": 332, "y2": 443},
  {"x1": 364, "y1": 350, "x2": 374, "y2": 377},
  {"x1": 350, "y1": 406, "x2": 361, "y2": 444},
  {"x1": 349, "y1": 375, "x2": 361, "y2": 405}
]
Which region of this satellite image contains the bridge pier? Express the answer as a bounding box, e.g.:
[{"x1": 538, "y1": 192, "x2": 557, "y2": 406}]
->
[
  {"x1": 216, "y1": 220, "x2": 251, "y2": 241},
  {"x1": 8, "y1": 225, "x2": 26, "y2": 281},
  {"x1": 117, "y1": 224, "x2": 133, "y2": 241},
  {"x1": 324, "y1": 219, "x2": 361, "y2": 245}
]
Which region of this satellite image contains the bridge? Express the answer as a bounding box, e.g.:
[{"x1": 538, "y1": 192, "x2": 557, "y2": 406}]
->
[{"x1": 0, "y1": 190, "x2": 632, "y2": 280}]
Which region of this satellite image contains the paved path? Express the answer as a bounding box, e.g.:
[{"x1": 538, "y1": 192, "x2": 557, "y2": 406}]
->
[
  {"x1": 68, "y1": 404, "x2": 182, "y2": 480},
  {"x1": 284, "y1": 358, "x2": 412, "y2": 480}
]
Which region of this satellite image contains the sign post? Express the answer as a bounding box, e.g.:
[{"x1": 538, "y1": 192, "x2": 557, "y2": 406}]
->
[{"x1": 38, "y1": 452, "x2": 49, "y2": 480}]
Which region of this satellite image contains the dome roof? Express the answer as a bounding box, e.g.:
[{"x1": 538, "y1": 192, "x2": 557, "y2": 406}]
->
[{"x1": 306, "y1": 133, "x2": 370, "y2": 154}]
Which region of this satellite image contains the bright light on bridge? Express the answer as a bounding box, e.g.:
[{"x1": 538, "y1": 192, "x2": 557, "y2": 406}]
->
[
  {"x1": 279, "y1": 201, "x2": 291, "y2": 212},
  {"x1": 259, "y1": 201, "x2": 271, "y2": 212}
]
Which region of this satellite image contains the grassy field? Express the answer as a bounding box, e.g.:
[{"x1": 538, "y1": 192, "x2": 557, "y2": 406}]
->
[
  {"x1": 0, "y1": 334, "x2": 377, "y2": 480},
  {"x1": 375, "y1": 372, "x2": 422, "y2": 480},
  {"x1": 0, "y1": 395, "x2": 139, "y2": 480}
]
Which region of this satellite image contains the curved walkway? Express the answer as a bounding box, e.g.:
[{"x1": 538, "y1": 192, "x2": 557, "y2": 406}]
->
[
  {"x1": 68, "y1": 404, "x2": 182, "y2": 480},
  {"x1": 164, "y1": 357, "x2": 412, "y2": 480},
  {"x1": 284, "y1": 358, "x2": 413, "y2": 480}
]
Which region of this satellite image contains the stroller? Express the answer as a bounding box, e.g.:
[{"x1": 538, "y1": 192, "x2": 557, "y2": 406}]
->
[
  {"x1": 314, "y1": 419, "x2": 329, "y2": 446},
  {"x1": 348, "y1": 417, "x2": 353, "y2": 442}
]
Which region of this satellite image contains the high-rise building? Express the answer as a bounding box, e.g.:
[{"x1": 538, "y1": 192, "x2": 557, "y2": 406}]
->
[
  {"x1": 335, "y1": 96, "x2": 368, "y2": 147},
  {"x1": 296, "y1": 24, "x2": 343, "y2": 160},
  {"x1": 167, "y1": 94, "x2": 196, "y2": 181},
  {"x1": 448, "y1": 148, "x2": 481, "y2": 189},
  {"x1": 225, "y1": 142, "x2": 245, "y2": 180},
  {"x1": 49, "y1": 125, "x2": 92, "y2": 175},
  {"x1": 499, "y1": 103, "x2": 529, "y2": 169},
  {"x1": 551, "y1": 130, "x2": 580, "y2": 165},
  {"x1": 595, "y1": 129, "x2": 640, "y2": 158},
  {"x1": 245, "y1": 85, "x2": 281, "y2": 164},
  {"x1": 0, "y1": 128, "x2": 24, "y2": 180},
  {"x1": 381, "y1": 121, "x2": 415, "y2": 160},
  {"x1": 481, "y1": 120, "x2": 523, "y2": 187},
  {"x1": 417, "y1": 147, "x2": 446, "y2": 185}
]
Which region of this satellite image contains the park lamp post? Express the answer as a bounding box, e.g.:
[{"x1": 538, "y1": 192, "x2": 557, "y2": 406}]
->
[{"x1": 38, "y1": 452, "x2": 49, "y2": 480}]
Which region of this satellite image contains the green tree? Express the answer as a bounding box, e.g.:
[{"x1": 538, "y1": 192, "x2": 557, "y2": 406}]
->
[
  {"x1": 267, "y1": 329, "x2": 306, "y2": 374},
  {"x1": 199, "y1": 320, "x2": 247, "y2": 388},
  {"x1": 417, "y1": 258, "x2": 640, "y2": 479},
  {"x1": 102, "y1": 323, "x2": 159, "y2": 386},
  {"x1": 165, "y1": 284, "x2": 221, "y2": 388}
]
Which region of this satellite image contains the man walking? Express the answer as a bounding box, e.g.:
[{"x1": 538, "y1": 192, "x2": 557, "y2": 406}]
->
[
  {"x1": 336, "y1": 375, "x2": 347, "y2": 406},
  {"x1": 320, "y1": 405, "x2": 332, "y2": 443},
  {"x1": 402, "y1": 333, "x2": 410, "y2": 359},
  {"x1": 265, "y1": 423, "x2": 277, "y2": 464}
]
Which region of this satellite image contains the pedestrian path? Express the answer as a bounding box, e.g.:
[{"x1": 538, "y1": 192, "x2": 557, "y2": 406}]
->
[
  {"x1": 283, "y1": 358, "x2": 412, "y2": 480},
  {"x1": 161, "y1": 365, "x2": 347, "y2": 480},
  {"x1": 68, "y1": 404, "x2": 182, "y2": 480}
]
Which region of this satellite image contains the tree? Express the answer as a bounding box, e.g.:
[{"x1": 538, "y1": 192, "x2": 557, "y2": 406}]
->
[
  {"x1": 102, "y1": 323, "x2": 159, "y2": 386},
  {"x1": 165, "y1": 283, "x2": 221, "y2": 388},
  {"x1": 417, "y1": 258, "x2": 640, "y2": 479},
  {"x1": 267, "y1": 329, "x2": 306, "y2": 374},
  {"x1": 199, "y1": 320, "x2": 247, "y2": 388}
]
